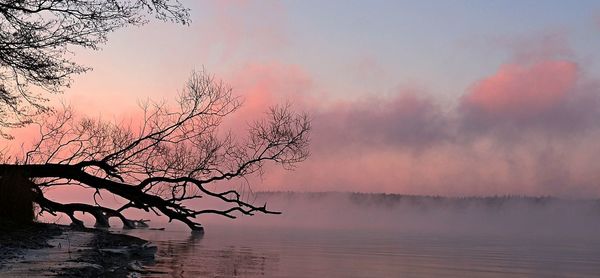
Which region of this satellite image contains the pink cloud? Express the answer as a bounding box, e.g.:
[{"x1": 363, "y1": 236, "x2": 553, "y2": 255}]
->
[
  {"x1": 221, "y1": 62, "x2": 315, "y2": 131},
  {"x1": 247, "y1": 54, "x2": 600, "y2": 197},
  {"x1": 314, "y1": 92, "x2": 448, "y2": 150},
  {"x1": 462, "y1": 60, "x2": 578, "y2": 118},
  {"x1": 7, "y1": 30, "x2": 600, "y2": 199},
  {"x1": 215, "y1": 56, "x2": 600, "y2": 197}
]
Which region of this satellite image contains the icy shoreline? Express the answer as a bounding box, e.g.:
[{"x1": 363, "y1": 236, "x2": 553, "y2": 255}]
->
[{"x1": 0, "y1": 223, "x2": 158, "y2": 277}]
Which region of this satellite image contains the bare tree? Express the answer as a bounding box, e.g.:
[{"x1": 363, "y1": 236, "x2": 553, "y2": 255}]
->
[
  {"x1": 0, "y1": 0, "x2": 189, "y2": 137},
  {"x1": 0, "y1": 71, "x2": 311, "y2": 232}
]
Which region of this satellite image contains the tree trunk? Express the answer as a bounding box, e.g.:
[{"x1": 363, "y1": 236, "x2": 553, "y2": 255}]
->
[{"x1": 0, "y1": 171, "x2": 34, "y2": 225}]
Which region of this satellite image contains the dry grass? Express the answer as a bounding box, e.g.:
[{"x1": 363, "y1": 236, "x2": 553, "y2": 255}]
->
[{"x1": 0, "y1": 172, "x2": 34, "y2": 225}]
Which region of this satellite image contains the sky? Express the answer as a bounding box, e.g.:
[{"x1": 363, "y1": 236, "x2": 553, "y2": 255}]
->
[{"x1": 12, "y1": 0, "x2": 600, "y2": 197}]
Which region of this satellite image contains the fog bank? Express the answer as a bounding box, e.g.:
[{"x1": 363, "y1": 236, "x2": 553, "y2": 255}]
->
[{"x1": 200, "y1": 192, "x2": 600, "y2": 237}]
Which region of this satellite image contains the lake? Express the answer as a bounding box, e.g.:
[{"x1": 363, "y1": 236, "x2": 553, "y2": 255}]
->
[{"x1": 125, "y1": 225, "x2": 600, "y2": 277}]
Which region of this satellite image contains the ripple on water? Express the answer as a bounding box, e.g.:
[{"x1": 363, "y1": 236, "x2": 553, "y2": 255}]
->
[{"x1": 125, "y1": 227, "x2": 600, "y2": 278}]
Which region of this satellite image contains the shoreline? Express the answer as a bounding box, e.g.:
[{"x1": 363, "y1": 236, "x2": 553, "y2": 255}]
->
[{"x1": 0, "y1": 222, "x2": 158, "y2": 277}]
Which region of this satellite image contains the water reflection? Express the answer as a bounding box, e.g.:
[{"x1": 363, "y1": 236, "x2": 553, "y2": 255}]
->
[
  {"x1": 140, "y1": 230, "x2": 279, "y2": 277},
  {"x1": 127, "y1": 227, "x2": 600, "y2": 278},
  {"x1": 155, "y1": 233, "x2": 202, "y2": 277}
]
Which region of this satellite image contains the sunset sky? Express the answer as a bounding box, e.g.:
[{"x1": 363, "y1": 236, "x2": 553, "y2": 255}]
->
[{"x1": 16, "y1": 1, "x2": 600, "y2": 197}]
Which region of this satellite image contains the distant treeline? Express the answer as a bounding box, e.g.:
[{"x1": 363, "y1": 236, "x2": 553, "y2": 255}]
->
[{"x1": 256, "y1": 191, "x2": 600, "y2": 211}]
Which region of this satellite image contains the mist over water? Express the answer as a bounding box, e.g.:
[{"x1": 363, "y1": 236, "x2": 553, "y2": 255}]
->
[
  {"x1": 45, "y1": 191, "x2": 600, "y2": 238},
  {"x1": 39, "y1": 192, "x2": 600, "y2": 276},
  {"x1": 120, "y1": 192, "x2": 600, "y2": 277},
  {"x1": 200, "y1": 192, "x2": 600, "y2": 237}
]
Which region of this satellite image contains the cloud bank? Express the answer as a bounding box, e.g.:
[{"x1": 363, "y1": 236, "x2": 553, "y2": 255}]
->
[{"x1": 227, "y1": 42, "x2": 600, "y2": 197}]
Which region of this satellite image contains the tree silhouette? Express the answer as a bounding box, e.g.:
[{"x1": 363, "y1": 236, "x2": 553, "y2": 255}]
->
[
  {"x1": 0, "y1": 71, "x2": 311, "y2": 232},
  {"x1": 0, "y1": 0, "x2": 189, "y2": 137},
  {"x1": 0, "y1": 2, "x2": 311, "y2": 231}
]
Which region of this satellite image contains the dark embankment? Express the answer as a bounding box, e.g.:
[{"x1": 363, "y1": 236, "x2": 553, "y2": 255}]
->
[
  {"x1": 0, "y1": 222, "x2": 62, "y2": 265},
  {"x1": 57, "y1": 227, "x2": 157, "y2": 277},
  {"x1": 0, "y1": 222, "x2": 157, "y2": 277}
]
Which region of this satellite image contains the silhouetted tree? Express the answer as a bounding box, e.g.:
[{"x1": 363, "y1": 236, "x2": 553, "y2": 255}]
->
[
  {"x1": 0, "y1": 71, "x2": 310, "y2": 232},
  {"x1": 0, "y1": 0, "x2": 189, "y2": 137}
]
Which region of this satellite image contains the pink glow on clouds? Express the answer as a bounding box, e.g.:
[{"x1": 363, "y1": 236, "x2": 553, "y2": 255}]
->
[
  {"x1": 463, "y1": 60, "x2": 578, "y2": 117},
  {"x1": 230, "y1": 54, "x2": 600, "y2": 197},
  {"x1": 227, "y1": 63, "x2": 314, "y2": 115},
  {"x1": 218, "y1": 62, "x2": 317, "y2": 138},
  {"x1": 4, "y1": 24, "x2": 600, "y2": 198},
  {"x1": 194, "y1": 52, "x2": 600, "y2": 197},
  {"x1": 6, "y1": 54, "x2": 600, "y2": 197},
  {"x1": 313, "y1": 92, "x2": 447, "y2": 149}
]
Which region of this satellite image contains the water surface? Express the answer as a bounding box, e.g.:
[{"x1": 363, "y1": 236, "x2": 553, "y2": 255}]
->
[{"x1": 125, "y1": 226, "x2": 600, "y2": 277}]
